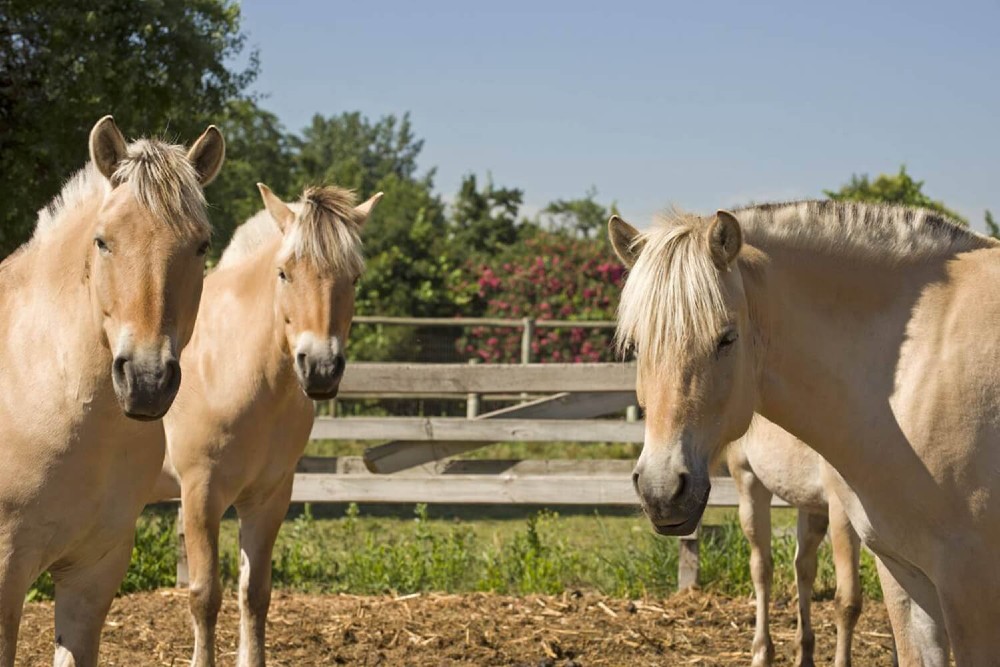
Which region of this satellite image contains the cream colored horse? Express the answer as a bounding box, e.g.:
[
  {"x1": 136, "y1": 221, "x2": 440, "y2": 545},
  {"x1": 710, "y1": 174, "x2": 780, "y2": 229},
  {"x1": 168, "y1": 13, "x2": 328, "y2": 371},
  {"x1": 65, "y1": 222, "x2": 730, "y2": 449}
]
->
[
  {"x1": 725, "y1": 417, "x2": 862, "y2": 667},
  {"x1": 153, "y1": 184, "x2": 380, "y2": 667},
  {"x1": 610, "y1": 201, "x2": 1000, "y2": 665},
  {"x1": 0, "y1": 116, "x2": 223, "y2": 666}
]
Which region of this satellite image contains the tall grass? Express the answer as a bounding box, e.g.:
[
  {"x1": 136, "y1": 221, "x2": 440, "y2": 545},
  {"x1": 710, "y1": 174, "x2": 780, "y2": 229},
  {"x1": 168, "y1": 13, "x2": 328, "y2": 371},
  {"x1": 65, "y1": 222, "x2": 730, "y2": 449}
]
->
[{"x1": 27, "y1": 505, "x2": 883, "y2": 602}]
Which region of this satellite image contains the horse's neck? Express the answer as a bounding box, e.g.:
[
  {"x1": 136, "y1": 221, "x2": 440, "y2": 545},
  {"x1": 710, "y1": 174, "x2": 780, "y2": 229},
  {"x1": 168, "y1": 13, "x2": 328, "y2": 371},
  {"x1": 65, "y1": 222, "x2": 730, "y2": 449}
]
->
[
  {"x1": 201, "y1": 247, "x2": 296, "y2": 392},
  {"x1": 747, "y1": 244, "x2": 949, "y2": 476},
  {"x1": 1, "y1": 214, "x2": 113, "y2": 410}
]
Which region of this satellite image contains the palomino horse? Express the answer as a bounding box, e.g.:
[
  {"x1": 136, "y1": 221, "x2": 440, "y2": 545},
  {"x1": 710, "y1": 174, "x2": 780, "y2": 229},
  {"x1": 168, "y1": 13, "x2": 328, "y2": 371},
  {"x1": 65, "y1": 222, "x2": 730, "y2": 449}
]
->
[
  {"x1": 0, "y1": 116, "x2": 223, "y2": 666},
  {"x1": 725, "y1": 417, "x2": 862, "y2": 667},
  {"x1": 153, "y1": 184, "x2": 380, "y2": 667},
  {"x1": 609, "y1": 201, "x2": 1000, "y2": 665}
]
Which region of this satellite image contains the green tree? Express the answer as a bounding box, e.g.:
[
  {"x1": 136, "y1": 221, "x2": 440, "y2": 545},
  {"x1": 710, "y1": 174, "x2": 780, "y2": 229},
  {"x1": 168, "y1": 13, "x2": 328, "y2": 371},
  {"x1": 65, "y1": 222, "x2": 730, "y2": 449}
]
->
[
  {"x1": 541, "y1": 187, "x2": 616, "y2": 240},
  {"x1": 986, "y1": 210, "x2": 999, "y2": 240},
  {"x1": 824, "y1": 166, "x2": 967, "y2": 225},
  {"x1": 449, "y1": 173, "x2": 524, "y2": 255},
  {"x1": 205, "y1": 99, "x2": 294, "y2": 259},
  {"x1": 0, "y1": 0, "x2": 258, "y2": 258}
]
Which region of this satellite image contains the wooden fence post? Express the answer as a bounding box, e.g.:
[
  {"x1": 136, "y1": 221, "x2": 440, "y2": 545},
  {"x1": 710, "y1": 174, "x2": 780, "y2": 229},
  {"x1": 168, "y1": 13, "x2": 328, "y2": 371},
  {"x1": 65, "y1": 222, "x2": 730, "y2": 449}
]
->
[
  {"x1": 176, "y1": 503, "x2": 189, "y2": 588},
  {"x1": 520, "y1": 317, "x2": 535, "y2": 365},
  {"x1": 466, "y1": 359, "x2": 481, "y2": 418},
  {"x1": 677, "y1": 530, "x2": 699, "y2": 590}
]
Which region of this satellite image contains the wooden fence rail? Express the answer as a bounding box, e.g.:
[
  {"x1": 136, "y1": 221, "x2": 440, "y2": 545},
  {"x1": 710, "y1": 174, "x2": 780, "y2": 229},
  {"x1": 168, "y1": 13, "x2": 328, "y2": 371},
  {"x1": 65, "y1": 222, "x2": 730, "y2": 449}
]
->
[{"x1": 171, "y1": 353, "x2": 768, "y2": 592}]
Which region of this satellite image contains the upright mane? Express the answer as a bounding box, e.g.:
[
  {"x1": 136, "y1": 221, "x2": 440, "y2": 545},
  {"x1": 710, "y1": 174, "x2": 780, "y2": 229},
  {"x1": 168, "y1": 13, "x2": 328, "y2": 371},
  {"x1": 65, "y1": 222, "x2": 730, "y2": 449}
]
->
[
  {"x1": 733, "y1": 199, "x2": 993, "y2": 261},
  {"x1": 35, "y1": 138, "x2": 210, "y2": 239},
  {"x1": 615, "y1": 200, "x2": 996, "y2": 374},
  {"x1": 218, "y1": 186, "x2": 365, "y2": 275}
]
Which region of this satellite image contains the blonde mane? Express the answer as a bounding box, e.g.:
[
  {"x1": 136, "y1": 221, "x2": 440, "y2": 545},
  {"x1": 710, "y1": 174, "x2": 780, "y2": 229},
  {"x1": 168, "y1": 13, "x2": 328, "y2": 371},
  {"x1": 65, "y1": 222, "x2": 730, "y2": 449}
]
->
[
  {"x1": 218, "y1": 186, "x2": 365, "y2": 275},
  {"x1": 615, "y1": 200, "x2": 996, "y2": 374},
  {"x1": 615, "y1": 211, "x2": 730, "y2": 371},
  {"x1": 35, "y1": 138, "x2": 210, "y2": 239}
]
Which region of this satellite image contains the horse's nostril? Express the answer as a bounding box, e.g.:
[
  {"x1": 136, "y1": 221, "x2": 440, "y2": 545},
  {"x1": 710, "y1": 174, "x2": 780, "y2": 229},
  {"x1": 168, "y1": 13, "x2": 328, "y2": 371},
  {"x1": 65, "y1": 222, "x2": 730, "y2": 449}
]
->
[
  {"x1": 295, "y1": 352, "x2": 308, "y2": 374},
  {"x1": 332, "y1": 355, "x2": 346, "y2": 379},
  {"x1": 162, "y1": 359, "x2": 180, "y2": 392},
  {"x1": 112, "y1": 356, "x2": 128, "y2": 386},
  {"x1": 631, "y1": 471, "x2": 640, "y2": 492},
  {"x1": 674, "y1": 473, "x2": 689, "y2": 502}
]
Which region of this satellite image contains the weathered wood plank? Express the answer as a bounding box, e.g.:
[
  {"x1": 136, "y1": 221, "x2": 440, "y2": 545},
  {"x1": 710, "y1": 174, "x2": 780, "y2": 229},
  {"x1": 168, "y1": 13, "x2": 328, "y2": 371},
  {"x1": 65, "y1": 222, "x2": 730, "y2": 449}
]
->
[
  {"x1": 338, "y1": 363, "x2": 636, "y2": 394},
  {"x1": 362, "y1": 391, "x2": 638, "y2": 473},
  {"x1": 297, "y1": 456, "x2": 636, "y2": 476},
  {"x1": 311, "y1": 417, "x2": 644, "y2": 443},
  {"x1": 286, "y1": 473, "x2": 786, "y2": 507}
]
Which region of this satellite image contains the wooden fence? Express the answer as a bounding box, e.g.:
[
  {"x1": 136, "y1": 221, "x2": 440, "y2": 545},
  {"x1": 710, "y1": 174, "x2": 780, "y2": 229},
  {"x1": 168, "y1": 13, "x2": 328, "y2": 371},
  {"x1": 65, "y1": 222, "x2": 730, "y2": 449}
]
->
[{"x1": 174, "y1": 354, "x2": 788, "y2": 590}]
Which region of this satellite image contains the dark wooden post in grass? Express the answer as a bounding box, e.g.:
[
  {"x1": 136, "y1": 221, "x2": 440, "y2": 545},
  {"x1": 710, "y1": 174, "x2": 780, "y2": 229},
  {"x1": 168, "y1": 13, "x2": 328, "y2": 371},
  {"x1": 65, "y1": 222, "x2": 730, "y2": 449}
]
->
[{"x1": 678, "y1": 529, "x2": 700, "y2": 590}]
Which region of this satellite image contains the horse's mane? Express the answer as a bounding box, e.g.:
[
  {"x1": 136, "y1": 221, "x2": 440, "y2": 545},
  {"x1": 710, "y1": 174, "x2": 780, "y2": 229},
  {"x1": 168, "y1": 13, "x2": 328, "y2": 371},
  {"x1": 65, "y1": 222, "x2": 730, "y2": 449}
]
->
[
  {"x1": 35, "y1": 139, "x2": 210, "y2": 240},
  {"x1": 218, "y1": 186, "x2": 364, "y2": 276},
  {"x1": 615, "y1": 200, "x2": 996, "y2": 374},
  {"x1": 733, "y1": 199, "x2": 993, "y2": 262}
]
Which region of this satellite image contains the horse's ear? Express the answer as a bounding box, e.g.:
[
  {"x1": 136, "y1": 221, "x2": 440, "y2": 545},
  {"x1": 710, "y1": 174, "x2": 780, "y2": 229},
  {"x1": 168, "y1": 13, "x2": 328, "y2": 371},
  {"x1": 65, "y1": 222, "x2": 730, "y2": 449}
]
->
[
  {"x1": 257, "y1": 183, "x2": 295, "y2": 232},
  {"x1": 608, "y1": 215, "x2": 644, "y2": 268},
  {"x1": 708, "y1": 210, "x2": 743, "y2": 270},
  {"x1": 354, "y1": 191, "x2": 384, "y2": 226},
  {"x1": 89, "y1": 115, "x2": 128, "y2": 181},
  {"x1": 187, "y1": 125, "x2": 225, "y2": 186}
]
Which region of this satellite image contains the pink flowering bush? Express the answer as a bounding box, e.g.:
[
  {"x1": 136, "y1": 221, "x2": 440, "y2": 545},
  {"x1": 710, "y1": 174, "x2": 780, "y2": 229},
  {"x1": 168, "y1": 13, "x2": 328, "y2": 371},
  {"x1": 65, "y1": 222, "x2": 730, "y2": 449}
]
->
[{"x1": 453, "y1": 230, "x2": 627, "y2": 363}]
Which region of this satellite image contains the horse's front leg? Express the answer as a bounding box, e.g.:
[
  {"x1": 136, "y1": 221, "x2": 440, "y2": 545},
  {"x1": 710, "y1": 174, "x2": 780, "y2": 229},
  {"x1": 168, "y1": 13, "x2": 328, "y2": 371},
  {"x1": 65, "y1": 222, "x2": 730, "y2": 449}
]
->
[
  {"x1": 731, "y1": 452, "x2": 776, "y2": 667},
  {"x1": 0, "y1": 547, "x2": 35, "y2": 667},
  {"x1": 827, "y1": 492, "x2": 862, "y2": 667},
  {"x1": 52, "y1": 539, "x2": 133, "y2": 667},
  {"x1": 183, "y1": 481, "x2": 226, "y2": 667},
  {"x1": 876, "y1": 555, "x2": 949, "y2": 667},
  {"x1": 235, "y1": 474, "x2": 294, "y2": 667}
]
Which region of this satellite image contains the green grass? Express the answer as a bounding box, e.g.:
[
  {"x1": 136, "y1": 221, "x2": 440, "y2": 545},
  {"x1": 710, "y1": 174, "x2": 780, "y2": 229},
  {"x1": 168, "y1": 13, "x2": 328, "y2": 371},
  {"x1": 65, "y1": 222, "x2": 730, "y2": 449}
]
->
[{"x1": 27, "y1": 504, "x2": 883, "y2": 603}]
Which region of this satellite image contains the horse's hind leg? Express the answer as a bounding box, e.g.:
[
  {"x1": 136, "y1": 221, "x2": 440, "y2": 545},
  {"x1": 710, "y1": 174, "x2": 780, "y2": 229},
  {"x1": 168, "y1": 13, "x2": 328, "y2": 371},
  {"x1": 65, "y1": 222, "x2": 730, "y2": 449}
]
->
[
  {"x1": 235, "y1": 474, "x2": 294, "y2": 667},
  {"x1": 793, "y1": 510, "x2": 828, "y2": 667},
  {"x1": 183, "y1": 482, "x2": 226, "y2": 667},
  {"x1": 731, "y1": 452, "x2": 775, "y2": 667},
  {"x1": 52, "y1": 540, "x2": 132, "y2": 667},
  {"x1": 827, "y1": 493, "x2": 861, "y2": 667}
]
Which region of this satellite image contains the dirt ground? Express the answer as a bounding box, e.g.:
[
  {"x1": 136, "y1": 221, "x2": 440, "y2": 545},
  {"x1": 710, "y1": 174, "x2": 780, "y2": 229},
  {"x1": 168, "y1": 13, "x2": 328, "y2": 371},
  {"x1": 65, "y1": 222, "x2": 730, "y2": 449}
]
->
[{"x1": 18, "y1": 589, "x2": 895, "y2": 666}]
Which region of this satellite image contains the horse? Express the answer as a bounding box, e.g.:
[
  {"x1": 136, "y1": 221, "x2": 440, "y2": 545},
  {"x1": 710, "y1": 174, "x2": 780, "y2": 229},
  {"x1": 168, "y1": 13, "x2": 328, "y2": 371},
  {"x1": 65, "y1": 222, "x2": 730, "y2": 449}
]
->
[
  {"x1": 0, "y1": 116, "x2": 224, "y2": 667},
  {"x1": 724, "y1": 416, "x2": 862, "y2": 667},
  {"x1": 153, "y1": 183, "x2": 380, "y2": 667},
  {"x1": 608, "y1": 201, "x2": 1000, "y2": 665}
]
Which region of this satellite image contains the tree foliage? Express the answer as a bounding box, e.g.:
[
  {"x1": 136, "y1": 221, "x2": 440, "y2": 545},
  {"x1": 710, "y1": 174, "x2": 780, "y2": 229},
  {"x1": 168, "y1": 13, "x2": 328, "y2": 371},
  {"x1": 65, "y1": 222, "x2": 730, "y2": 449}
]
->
[
  {"x1": 0, "y1": 0, "x2": 258, "y2": 256},
  {"x1": 542, "y1": 187, "x2": 615, "y2": 240},
  {"x1": 824, "y1": 166, "x2": 968, "y2": 225},
  {"x1": 448, "y1": 173, "x2": 524, "y2": 255}
]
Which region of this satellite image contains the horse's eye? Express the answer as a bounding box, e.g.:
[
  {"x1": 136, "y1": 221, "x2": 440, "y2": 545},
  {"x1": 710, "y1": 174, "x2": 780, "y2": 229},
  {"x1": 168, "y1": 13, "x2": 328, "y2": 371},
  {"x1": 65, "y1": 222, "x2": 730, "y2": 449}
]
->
[
  {"x1": 717, "y1": 329, "x2": 738, "y2": 353},
  {"x1": 278, "y1": 268, "x2": 288, "y2": 282},
  {"x1": 94, "y1": 237, "x2": 110, "y2": 255},
  {"x1": 197, "y1": 241, "x2": 210, "y2": 257}
]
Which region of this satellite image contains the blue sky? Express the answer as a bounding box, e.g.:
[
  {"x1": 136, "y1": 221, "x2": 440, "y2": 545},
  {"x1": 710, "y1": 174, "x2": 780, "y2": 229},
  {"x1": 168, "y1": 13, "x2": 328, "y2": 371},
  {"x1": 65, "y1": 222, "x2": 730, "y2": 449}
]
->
[{"x1": 237, "y1": 0, "x2": 999, "y2": 230}]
